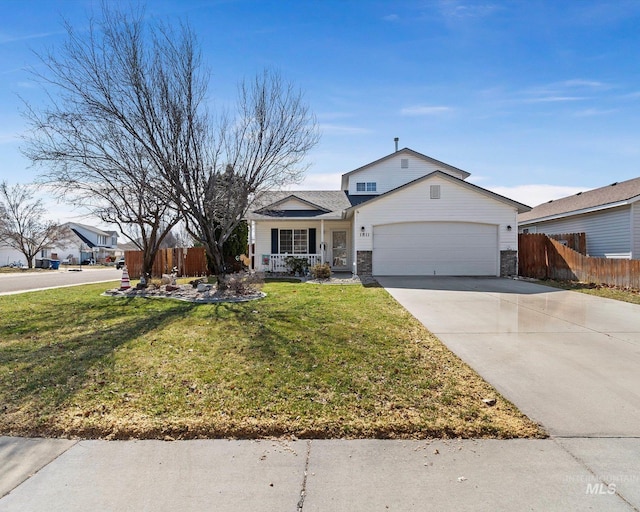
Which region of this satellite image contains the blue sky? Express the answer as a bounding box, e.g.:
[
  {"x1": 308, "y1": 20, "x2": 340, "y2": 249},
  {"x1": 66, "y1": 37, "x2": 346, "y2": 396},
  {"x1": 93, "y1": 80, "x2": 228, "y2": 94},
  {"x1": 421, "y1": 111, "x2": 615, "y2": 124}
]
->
[{"x1": 1, "y1": 0, "x2": 640, "y2": 223}]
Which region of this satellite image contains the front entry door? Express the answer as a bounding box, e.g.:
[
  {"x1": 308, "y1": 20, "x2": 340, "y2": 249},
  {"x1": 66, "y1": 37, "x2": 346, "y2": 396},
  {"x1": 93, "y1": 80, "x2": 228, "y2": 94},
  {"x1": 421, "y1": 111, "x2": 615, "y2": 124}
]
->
[{"x1": 331, "y1": 230, "x2": 348, "y2": 270}]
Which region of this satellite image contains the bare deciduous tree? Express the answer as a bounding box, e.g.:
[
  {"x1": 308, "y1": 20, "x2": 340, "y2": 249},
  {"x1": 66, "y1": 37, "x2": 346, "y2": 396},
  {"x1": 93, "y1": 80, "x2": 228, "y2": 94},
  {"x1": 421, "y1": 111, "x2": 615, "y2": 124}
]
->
[
  {"x1": 22, "y1": 5, "x2": 190, "y2": 278},
  {"x1": 169, "y1": 70, "x2": 320, "y2": 277},
  {"x1": 23, "y1": 5, "x2": 318, "y2": 280},
  {"x1": 0, "y1": 182, "x2": 63, "y2": 268}
]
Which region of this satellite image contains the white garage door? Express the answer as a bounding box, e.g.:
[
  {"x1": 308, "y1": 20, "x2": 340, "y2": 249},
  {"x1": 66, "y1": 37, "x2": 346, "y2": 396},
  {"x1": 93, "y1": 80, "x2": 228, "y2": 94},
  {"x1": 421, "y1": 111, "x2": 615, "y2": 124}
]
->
[{"x1": 373, "y1": 222, "x2": 498, "y2": 276}]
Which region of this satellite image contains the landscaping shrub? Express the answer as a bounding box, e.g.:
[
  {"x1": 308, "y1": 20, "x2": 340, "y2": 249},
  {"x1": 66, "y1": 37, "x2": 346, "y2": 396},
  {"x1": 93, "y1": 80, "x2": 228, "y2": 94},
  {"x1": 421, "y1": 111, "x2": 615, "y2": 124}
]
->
[
  {"x1": 310, "y1": 263, "x2": 332, "y2": 280},
  {"x1": 217, "y1": 271, "x2": 264, "y2": 295},
  {"x1": 284, "y1": 256, "x2": 309, "y2": 276}
]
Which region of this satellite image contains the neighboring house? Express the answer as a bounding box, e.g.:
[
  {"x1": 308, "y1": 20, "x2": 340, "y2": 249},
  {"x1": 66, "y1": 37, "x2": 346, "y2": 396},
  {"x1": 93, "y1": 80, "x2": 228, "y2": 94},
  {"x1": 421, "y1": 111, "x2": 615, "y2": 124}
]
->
[
  {"x1": 0, "y1": 246, "x2": 27, "y2": 267},
  {"x1": 47, "y1": 222, "x2": 119, "y2": 264},
  {"x1": 518, "y1": 177, "x2": 640, "y2": 259},
  {"x1": 246, "y1": 147, "x2": 531, "y2": 276}
]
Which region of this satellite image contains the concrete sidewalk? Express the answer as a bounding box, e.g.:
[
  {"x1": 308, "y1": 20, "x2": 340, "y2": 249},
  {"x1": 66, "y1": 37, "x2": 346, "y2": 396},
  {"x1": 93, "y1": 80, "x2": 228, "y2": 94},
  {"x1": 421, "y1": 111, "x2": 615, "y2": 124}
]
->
[{"x1": 2, "y1": 436, "x2": 638, "y2": 511}]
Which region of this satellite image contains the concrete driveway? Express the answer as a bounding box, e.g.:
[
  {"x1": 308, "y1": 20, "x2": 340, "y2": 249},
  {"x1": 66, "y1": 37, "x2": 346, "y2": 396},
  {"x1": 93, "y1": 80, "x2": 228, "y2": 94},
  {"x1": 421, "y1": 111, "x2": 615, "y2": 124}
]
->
[{"x1": 377, "y1": 276, "x2": 640, "y2": 438}]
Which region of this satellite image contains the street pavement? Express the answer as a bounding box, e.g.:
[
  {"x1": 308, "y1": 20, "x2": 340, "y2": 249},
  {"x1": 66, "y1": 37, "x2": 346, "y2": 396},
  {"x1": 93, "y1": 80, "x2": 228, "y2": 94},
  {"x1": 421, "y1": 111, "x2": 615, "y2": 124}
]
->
[
  {"x1": 1, "y1": 276, "x2": 639, "y2": 510},
  {"x1": 0, "y1": 267, "x2": 121, "y2": 295}
]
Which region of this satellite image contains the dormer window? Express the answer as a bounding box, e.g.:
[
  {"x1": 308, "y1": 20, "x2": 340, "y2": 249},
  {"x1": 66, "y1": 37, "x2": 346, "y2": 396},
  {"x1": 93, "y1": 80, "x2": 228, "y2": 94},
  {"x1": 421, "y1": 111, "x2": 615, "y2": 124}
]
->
[{"x1": 356, "y1": 182, "x2": 377, "y2": 192}]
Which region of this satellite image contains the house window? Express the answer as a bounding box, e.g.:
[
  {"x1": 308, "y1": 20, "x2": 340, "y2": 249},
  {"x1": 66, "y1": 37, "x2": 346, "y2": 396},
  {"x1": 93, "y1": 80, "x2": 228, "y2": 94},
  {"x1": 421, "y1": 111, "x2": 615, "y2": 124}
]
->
[
  {"x1": 356, "y1": 182, "x2": 376, "y2": 192},
  {"x1": 430, "y1": 185, "x2": 441, "y2": 199},
  {"x1": 401, "y1": 158, "x2": 409, "y2": 168},
  {"x1": 97, "y1": 235, "x2": 107, "y2": 245},
  {"x1": 279, "y1": 229, "x2": 308, "y2": 254}
]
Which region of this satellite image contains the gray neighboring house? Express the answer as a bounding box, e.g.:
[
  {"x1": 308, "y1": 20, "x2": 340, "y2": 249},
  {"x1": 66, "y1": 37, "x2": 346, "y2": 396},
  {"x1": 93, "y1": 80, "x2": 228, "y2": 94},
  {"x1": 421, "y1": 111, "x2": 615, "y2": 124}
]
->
[{"x1": 518, "y1": 177, "x2": 640, "y2": 259}]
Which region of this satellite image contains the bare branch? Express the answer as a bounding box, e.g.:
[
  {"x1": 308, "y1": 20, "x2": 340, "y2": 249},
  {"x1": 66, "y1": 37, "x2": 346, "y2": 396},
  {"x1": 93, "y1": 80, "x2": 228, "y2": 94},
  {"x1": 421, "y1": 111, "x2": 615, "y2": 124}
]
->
[{"x1": 0, "y1": 182, "x2": 64, "y2": 268}]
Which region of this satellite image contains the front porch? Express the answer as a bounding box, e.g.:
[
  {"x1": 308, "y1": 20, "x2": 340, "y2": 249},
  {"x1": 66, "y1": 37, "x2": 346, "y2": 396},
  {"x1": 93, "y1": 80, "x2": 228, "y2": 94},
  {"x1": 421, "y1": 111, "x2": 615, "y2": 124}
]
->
[
  {"x1": 261, "y1": 253, "x2": 323, "y2": 273},
  {"x1": 249, "y1": 219, "x2": 353, "y2": 274}
]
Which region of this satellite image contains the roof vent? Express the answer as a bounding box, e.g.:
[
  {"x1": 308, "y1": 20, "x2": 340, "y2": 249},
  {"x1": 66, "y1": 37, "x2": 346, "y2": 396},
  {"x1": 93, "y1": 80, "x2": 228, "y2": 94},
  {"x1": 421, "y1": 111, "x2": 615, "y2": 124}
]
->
[
  {"x1": 576, "y1": 192, "x2": 582, "y2": 196},
  {"x1": 611, "y1": 182, "x2": 618, "y2": 186},
  {"x1": 548, "y1": 200, "x2": 553, "y2": 203},
  {"x1": 394, "y1": 137, "x2": 399, "y2": 152}
]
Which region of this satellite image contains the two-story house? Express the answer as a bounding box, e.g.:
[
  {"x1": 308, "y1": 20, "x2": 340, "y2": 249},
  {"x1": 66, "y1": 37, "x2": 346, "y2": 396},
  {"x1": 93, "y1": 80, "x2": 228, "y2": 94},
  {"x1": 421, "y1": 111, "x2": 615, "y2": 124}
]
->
[{"x1": 246, "y1": 147, "x2": 530, "y2": 277}]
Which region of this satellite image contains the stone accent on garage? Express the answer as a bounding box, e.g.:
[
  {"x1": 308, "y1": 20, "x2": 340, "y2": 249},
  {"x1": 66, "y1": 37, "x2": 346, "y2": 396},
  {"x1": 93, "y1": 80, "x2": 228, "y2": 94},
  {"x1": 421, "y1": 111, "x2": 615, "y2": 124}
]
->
[
  {"x1": 356, "y1": 251, "x2": 373, "y2": 276},
  {"x1": 500, "y1": 250, "x2": 518, "y2": 277}
]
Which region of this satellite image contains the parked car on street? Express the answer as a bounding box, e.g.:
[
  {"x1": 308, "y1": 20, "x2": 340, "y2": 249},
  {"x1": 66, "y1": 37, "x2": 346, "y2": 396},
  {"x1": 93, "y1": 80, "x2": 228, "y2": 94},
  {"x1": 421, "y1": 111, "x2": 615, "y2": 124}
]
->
[{"x1": 116, "y1": 257, "x2": 126, "y2": 269}]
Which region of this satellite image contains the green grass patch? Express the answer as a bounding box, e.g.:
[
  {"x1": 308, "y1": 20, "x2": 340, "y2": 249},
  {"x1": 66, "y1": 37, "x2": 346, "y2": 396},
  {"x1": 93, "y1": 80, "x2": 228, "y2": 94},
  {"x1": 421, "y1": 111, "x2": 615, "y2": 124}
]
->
[
  {"x1": 0, "y1": 281, "x2": 543, "y2": 440},
  {"x1": 542, "y1": 280, "x2": 640, "y2": 305}
]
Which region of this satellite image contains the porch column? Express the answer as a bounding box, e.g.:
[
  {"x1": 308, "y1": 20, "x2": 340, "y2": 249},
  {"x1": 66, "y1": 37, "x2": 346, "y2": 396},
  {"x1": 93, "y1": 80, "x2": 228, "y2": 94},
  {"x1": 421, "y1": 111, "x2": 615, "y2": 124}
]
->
[{"x1": 320, "y1": 220, "x2": 325, "y2": 264}]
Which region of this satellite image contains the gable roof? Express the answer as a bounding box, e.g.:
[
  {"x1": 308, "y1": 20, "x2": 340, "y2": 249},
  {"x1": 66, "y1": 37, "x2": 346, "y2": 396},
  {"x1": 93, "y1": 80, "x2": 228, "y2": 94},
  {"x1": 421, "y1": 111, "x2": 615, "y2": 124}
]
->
[
  {"x1": 340, "y1": 148, "x2": 471, "y2": 190},
  {"x1": 63, "y1": 222, "x2": 114, "y2": 238},
  {"x1": 345, "y1": 171, "x2": 531, "y2": 215},
  {"x1": 255, "y1": 194, "x2": 330, "y2": 214},
  {"x1": 519, "y1": 176, "x2": 640, "y2": 224},
  {"x1": 246, "y1": 190, "x2": 352, "y2": 220}
]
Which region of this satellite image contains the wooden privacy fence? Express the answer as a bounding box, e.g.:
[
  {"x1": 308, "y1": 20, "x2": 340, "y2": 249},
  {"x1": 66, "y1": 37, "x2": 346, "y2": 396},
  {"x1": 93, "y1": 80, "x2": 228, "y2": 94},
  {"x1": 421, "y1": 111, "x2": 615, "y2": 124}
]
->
[
  {"x1": 519, "y1": 233, "x2": 640, "y2": 289},
  {"x1": 124, "y1": 247, "x2": 208, "y2": 278},
  {"x1": 547, "y1": 232, "x2": 586, "y2": 255}
]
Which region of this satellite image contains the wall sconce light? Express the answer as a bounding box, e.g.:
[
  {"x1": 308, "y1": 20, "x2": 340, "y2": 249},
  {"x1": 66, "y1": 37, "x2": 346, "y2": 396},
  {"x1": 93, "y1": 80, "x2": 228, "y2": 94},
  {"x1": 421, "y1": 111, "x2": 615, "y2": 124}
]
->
[
  {"x1": 360, "y1": 226, "x2": 365, "y2": 231},
  {"x1": 506, "y1": 225, "x2": 512, "y2": 231}
]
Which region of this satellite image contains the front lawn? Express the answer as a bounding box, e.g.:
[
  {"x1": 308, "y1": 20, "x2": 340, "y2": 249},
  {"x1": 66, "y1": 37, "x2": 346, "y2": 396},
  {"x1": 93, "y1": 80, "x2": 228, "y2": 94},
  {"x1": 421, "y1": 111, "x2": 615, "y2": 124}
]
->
[{"x1": 0, "y1": 281, "x2": 543, "y2": 439}]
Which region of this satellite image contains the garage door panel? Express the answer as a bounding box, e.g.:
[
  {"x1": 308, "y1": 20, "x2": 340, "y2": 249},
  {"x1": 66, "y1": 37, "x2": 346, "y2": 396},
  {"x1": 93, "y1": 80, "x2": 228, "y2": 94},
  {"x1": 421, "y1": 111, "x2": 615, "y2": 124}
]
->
[{"x1": 373, "y1": 222, "x2": 497, "y2": 276}]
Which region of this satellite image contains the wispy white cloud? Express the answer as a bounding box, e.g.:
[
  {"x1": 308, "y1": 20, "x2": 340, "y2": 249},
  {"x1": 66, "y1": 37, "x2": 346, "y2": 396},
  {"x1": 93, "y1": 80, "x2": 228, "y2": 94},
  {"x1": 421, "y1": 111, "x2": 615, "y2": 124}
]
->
[
  {"x1": 523, "y1": 96, "x2": 586, "y2": 103},
  {"x1": 438, "y1": 1, "x2": 499, "y2": 19},
  {"x1": 0, "y1": 132, "x2": 21, "y2": 144},
  {"x1": 288, "y1": 172, "x2": 343, "y2": 191},
  {"x1": 572, "y1": 108, "x2": 618, "y2": 117},
  {"x1": 0, "y1": 30, "x2": 63, "y2": 44},
  {"x1": 382, "y1": 14, "x2": 399, "y2": 22},
  {"x1": 320, "y1": 124, "x2": 372, "y2": 135},
  {"x1": 400, "y1": 105, "x2": 452, "y2": 116},
  {"x1": 317, "y1": 111, "x2": 355, "y2": 121},
  {"x1": 485, "y1": 184, "x2": 586, "y2": 207},
  {"x1": 518, "y1": 79, "x2": 610, "y2": 104}
]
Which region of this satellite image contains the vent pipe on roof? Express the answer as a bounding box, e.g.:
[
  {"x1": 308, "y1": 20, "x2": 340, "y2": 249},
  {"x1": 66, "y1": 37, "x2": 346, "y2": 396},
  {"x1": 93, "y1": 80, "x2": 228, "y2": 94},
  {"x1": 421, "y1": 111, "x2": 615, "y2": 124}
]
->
[{"x1": 394, "y1": 137, "x2": 399, "y2": 152}]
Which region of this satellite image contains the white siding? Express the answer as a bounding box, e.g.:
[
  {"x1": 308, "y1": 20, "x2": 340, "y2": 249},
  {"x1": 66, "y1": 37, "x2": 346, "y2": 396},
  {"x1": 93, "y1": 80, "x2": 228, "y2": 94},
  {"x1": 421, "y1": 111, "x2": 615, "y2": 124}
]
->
[
  {"x1": 527, "y1": 206, "x2": 631, "y2": 258},
  {"x1": 632, "y1": 202, "x2": 640, "y2": 259},
  {"x1": 353, "y1": 175, "x2": 518, "y2": 254},
  {"x1": 0, "y1": 246, "x2": 28, "y2": 267},
  {"x1": 253, "y1": 220, "x2": 351, "y2": 271},
  {"x1": 274, "y1": 198, "x2": 317, "y2": 210},
  {"x1": 347, "y1": 153, "x2": 467, "y2": 196}
]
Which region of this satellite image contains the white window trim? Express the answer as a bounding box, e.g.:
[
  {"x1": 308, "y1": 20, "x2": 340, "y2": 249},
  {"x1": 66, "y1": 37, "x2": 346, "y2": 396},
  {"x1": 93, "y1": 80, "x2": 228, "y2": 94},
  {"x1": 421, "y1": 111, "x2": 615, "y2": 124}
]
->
[{"x1": 279, "y1": 228, "x2": 308, "y2": 254}]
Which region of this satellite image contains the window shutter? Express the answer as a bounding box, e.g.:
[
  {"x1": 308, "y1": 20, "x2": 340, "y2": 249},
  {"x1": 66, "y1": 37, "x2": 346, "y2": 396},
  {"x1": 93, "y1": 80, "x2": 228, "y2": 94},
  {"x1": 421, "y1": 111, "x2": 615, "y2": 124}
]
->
[
  {"x1": 308, "y1": 228, "x2": 316, "y2": 254},
  {"x1": 271, "y1": 229, "x2": 279, "y2": 254}
]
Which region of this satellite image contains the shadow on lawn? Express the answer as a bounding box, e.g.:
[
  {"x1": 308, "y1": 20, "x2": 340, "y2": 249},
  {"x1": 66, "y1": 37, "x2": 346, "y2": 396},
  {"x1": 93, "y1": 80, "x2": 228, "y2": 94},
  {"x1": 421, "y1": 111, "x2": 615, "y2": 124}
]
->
[{"x1": 0, "y1": 297, "x2": 196, "y2": 419}]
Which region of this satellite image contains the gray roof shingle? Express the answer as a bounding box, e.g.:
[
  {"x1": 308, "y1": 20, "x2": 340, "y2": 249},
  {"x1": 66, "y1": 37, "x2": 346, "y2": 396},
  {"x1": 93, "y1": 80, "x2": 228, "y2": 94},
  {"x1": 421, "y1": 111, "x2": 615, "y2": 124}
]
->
[
  {"x1": 519, "y1": 176, "x2": 640, "y2": 223},
  {"x1": 246, "y1": 190, "x2": 352, "y2": 220}
]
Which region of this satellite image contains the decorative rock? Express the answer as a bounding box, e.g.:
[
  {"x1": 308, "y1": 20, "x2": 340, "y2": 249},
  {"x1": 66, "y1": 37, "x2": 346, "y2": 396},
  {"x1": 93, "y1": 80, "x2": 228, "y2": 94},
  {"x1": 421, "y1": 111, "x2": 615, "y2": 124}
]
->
[
  {"x1": 165, "y1": 284, "x2": 180, "y2": 292},
  {"x1": 482, "y1": 398, "x2": 497, "y2": 407},
  {"x1": 197, "y1": 283, "x2": 212, "y2": 293}
]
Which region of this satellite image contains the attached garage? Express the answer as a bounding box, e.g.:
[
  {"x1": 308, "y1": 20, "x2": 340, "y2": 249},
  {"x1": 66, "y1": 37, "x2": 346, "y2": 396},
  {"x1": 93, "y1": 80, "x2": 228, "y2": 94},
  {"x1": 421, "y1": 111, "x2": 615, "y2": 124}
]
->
[{"x1": 372, "y1": 222, "x2": 499, "y2": 276}]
